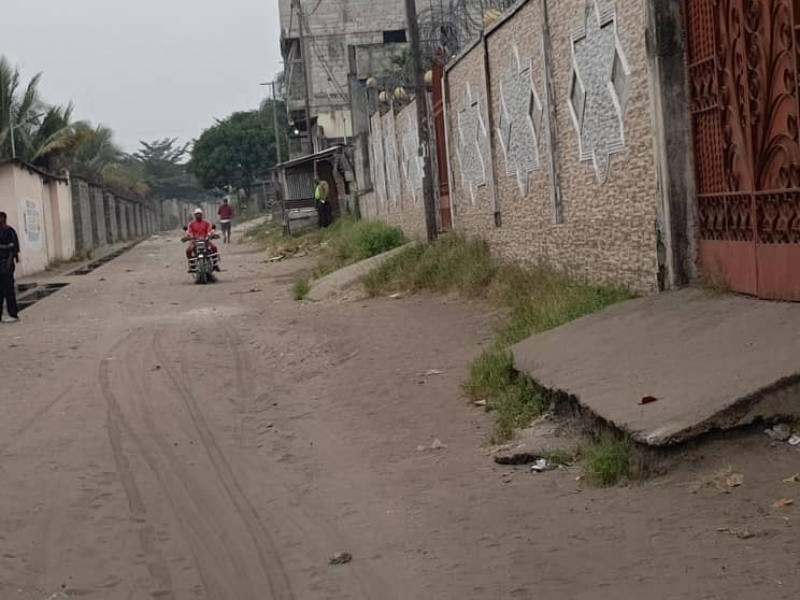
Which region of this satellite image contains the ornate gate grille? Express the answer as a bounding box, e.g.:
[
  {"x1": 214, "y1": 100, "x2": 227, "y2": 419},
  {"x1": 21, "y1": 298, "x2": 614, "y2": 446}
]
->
[{"x1": 686, "y1": 0, "x2": 800, "y2": 299}]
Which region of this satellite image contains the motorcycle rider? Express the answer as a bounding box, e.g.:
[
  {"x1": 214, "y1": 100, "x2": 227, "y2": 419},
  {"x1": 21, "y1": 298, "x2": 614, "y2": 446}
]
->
[{"x1": 184, "y1": 208, "x2": 219, "y2": 270}]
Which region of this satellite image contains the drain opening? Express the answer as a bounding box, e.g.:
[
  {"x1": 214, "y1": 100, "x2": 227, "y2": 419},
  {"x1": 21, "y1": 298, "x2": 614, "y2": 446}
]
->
[
  {"x1": 68, "y1": 242, "x2": 139, "y2": 276},
  {"x1": 16, "y1": 282, "x2": 70, "y2": 313}
]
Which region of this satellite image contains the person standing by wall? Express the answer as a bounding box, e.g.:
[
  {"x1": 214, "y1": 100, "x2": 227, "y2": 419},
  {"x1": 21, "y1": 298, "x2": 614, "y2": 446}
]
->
[
  {"x1": 0, "y1": 211, "x2": 21, "y2": 323},
  {"x1": 217, "y1": 197, "x2": 234, "y2": 243},
  {"x1": 314, "y1": 177, "x2": 332, "y2": 228}
]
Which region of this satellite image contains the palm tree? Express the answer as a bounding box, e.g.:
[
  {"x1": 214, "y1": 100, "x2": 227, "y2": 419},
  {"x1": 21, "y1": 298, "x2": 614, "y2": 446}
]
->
[
  {"x1": 70, "y1": 122, "x2": 123, "y2": 174},
  {"x1": 30, "y1": 103, "x2": 89, "y2": 172},
  {"x1": 0, "y1": 56, "x2": 45, "y2": 161}
]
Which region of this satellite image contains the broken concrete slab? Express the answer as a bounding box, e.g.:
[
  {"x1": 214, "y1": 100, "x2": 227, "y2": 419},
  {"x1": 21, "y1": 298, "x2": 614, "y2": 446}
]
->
[
  {"x1": 306, "y1": 243, "x2": 416, "y2": 302},
  {"x1": 511, "y1": 289, "x2": 800, "y2": 447}
]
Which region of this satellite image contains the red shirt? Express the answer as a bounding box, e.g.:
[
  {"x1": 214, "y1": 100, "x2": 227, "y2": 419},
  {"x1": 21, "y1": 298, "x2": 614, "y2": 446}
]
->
[
  {"x1": 218, "y1": 204, "x2": 233, "y2": 219},
  {"x1": 187, "y1": 219, "x2": 214, "y2": 239}
]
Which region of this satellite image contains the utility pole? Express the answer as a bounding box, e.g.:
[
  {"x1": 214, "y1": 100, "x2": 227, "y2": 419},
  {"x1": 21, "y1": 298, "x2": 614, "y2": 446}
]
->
[
  {"x1": 404, "y1": 0, "x2": 438, "y2": 242},
  {"x1": 271, "y1": 81, "x2": 283, "y2": 164},
  {"x1": 293, "y1": 0, "x2": 316, "y2": 164},
  {"x1": 9, "y1": 106, "x2": 16, "y2": 159}
]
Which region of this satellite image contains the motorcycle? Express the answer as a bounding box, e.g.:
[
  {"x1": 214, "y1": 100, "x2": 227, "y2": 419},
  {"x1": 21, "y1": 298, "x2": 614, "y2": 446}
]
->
[{"x1": 182, "y1": 228, "x2": 221, "y2": 284}]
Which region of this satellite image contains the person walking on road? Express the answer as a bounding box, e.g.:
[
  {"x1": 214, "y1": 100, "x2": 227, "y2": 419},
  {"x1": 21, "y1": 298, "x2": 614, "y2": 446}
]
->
[
  {"x1": 218, "y1": 198, "x2": 234, "y2": 244},
  {"x1": 0, "y1": 211, "x2": 20, "y2": 323},
  {"x1": 314, "y1": 177, "x2": 332, "y2": 229}
]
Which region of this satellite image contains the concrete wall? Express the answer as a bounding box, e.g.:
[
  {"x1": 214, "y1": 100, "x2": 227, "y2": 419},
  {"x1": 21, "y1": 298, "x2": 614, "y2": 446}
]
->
[
  {"x1": 104, "y1": 192, "x2": 119, "y2": 244},
  {"x1": 71, "y1": 178, "x2": 94, "y2": 251},
  {"x1": 362, "y1": 99, "x2": 435, "y2": 240},
  {"x1": 117, "y1": 199, "x2": 129, "y2": 241},
  {"x1": 0, "y1": 162, "x2": 163, "y2": 278},
  {"x1": 445, "y1": 39, "x2": 498, "y2": 237},
  {"x1": 365, "y1": 0, "x2": 671, "y2": 294},
  {"x1": 0, "y1": 164, "x2": 51, "y2": 276},
  {"x1": 280, "y1": 0, "x2": 410, "y2": 115},
  {"x1": 49, "y1": 180, "x2": 76, "y2": 260},
  {"x1": 89, "y1": 185, "x2": 107, "y2": 248},
  {"x1": 160, "y1": 199, "x2": 182, "y2": 230}
]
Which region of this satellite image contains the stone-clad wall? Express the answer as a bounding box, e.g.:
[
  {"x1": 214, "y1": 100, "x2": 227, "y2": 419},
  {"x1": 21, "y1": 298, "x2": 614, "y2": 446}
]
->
[
  {"x1": 361, "y1": 100, "x2": 427, "y2": 240},
  {"x1": 445, "y1": 39, "x2": 499, "y2": 238},
  {"x1": 366, "y1": 0, "x2": 665, "y2": 294},
  {"x1": 446, "y1": 0, "x2": 659, "y2": 293}
]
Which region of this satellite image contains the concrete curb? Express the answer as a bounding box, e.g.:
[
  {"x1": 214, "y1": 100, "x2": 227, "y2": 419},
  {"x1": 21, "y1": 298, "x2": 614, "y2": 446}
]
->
[{"x1": 306, "y1": 242, "x2": 417, "y2": 302}]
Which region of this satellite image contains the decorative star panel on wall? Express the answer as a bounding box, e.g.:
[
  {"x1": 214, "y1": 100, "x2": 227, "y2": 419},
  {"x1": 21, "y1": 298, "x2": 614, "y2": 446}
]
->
[
  {"x1": 498, "y1": 44, "x2": 544, "y2": 196},
  {"x1": 456, "y1": 82, "x2": 488, "y2": 203},
  {"x1": 370, "y1": 114, "x2": 387, "y2": 207},
  {"x1": 567, "y1": 0, "x2": 630, "y2": 183},
  {"x1": 402, "y1": 113, "x2": 424, "y2": 203},
  {"x1": 383, "y1": 110, "x2": 402, "y2": 208}
]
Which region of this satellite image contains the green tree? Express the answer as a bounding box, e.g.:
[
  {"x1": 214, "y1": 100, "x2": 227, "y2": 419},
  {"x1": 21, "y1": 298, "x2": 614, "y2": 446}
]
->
[
  {"x1": 102, "y1": 158, "x2": 153, "y2": 198},
  {"x1": 132, "y1": 138, "x2": 206, "y2": 200},
  {"x1": 189, "y1": 103, "x2": 286, "y2": 191}
]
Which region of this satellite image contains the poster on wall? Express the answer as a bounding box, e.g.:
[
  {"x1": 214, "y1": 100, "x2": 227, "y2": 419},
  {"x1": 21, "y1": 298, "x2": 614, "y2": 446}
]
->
[{"x1": 20, "y1": 197, "x2": 42, "y2": 248}]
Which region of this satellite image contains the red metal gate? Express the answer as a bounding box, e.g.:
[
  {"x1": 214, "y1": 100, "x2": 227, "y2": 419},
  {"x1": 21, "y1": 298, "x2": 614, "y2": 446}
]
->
[
  {"x1": 432, "y1": 64, "x2": 453, "y2": 231},
  {"x1": 686, "y1": 0, "x2": 800, "y2": 299}
]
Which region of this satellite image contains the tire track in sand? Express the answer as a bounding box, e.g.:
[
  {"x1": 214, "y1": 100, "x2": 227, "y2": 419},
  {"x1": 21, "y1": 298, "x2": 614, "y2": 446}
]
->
[
  {"x1": 99, "y1": 335, "x2": 176, "y2": 599},
  {"x1": 153, "y1": 330, "x2": 297, "y2": 600},
  {"x1": 217, "y1": 321, "x2": 382, "y2": 600},
  {"x1": 130, "y1": 330, "x2": 255, "y2": 598},
  {"x1": 0, "y1": 384, "x2": 76, "y2": 457}
]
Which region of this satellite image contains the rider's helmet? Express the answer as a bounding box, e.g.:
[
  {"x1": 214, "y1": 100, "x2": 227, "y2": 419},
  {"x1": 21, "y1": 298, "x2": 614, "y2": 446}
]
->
[{"x1": 194, "y1": 208, "x2": 203, "y2": 216}]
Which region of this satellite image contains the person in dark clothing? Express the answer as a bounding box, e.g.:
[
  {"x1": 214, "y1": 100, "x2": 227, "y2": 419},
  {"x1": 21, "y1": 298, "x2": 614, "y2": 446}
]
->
[{"x1": 0, "y1": 211, "x2": 20, "y2": 323}]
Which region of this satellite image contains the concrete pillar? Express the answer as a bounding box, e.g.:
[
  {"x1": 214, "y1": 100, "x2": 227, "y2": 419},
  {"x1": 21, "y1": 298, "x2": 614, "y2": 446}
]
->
[
  {"x1": 118, "y1": 199, "x2": 129, "y2": 240},
  {"x1": 70, "y1": 178, "x2": 93, "y2": 250},
  {"x1": 89, "y1": 185, "x2": 107, "y2": 248},
  {"x1": 103, "y1": 192, "x2": 119, "y2": 244},
  {"x1": 136, "y1": 204, "x2": 144, "y2": 237},
  {"x1": 125, "y1": 202, "x2": 135, "y2": 239},
  {"x1": 114, "y1": 198, "x2": 128, "y2": 241}
]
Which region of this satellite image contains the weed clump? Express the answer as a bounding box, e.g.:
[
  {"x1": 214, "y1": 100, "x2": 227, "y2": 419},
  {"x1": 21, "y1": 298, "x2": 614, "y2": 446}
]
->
[{"x1": 365, "y1": 233, "x2": 631, "y2": 440}]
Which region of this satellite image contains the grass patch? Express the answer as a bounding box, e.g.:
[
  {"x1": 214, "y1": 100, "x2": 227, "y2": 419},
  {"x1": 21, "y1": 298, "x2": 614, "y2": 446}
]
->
[
  {"x1": 244, "y1": 219, "x2": 282, "y2": 249},
  {"x1": 464, "y1": 349, "x2": 515, "y2": 401},
  {"x1": 584, "y1": 435, "x2": 632, "y2": 487},
  {"x1": 492, "y1": 375, "x2": 546, "y2": 442},
  {"x1": 293, "y1": 278, "x2": 310, "y2": 301},
  {"x1": 363, "y1": 234, "x2": 495, "y2": 297},
  {"x1": 544, "y1": 448, "x2": 579, "y2": 468},
  {"x1": 321, "y1": 218, "x2": 405, "y2": 275},
  {"x1": 364, "y1": 233, "x2": 632, "y2": 441},
  {"x1": 247, "y1": 217, "x2": 407, "y2": 300}
]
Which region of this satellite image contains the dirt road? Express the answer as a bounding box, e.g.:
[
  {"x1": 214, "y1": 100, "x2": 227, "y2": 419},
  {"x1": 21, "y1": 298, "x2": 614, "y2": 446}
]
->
[{"x1": 1, "y1": 231, "x2": 799, "y2": 600}]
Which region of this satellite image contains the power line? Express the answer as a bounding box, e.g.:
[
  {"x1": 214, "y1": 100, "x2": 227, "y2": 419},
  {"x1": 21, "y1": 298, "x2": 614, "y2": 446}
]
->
[{"x1": 297, "y1": 9, "x2": 350, "y2": 104}]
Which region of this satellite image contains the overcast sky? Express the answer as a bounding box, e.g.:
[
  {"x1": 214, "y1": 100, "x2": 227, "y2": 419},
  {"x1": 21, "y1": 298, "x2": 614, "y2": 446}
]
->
[{"x1": 1, "y1": 0, "x2": 282, "y2": 151}]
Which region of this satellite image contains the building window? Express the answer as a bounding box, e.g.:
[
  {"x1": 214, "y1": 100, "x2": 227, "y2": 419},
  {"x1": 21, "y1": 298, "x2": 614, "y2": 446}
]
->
[
  {"x1": 383, "y1": 30, "x2": 407, "y2": 44},
  {"x1": 284, "y1": 37, "x2": 302, "y2": 59}
]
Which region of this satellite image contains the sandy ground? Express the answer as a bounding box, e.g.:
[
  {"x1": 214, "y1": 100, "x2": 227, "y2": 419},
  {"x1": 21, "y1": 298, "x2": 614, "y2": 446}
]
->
[{"x1": 1, "y1": 230, "x2": 800, "y2": 600}]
